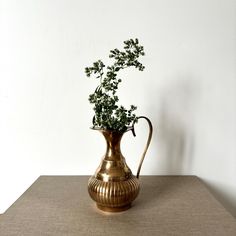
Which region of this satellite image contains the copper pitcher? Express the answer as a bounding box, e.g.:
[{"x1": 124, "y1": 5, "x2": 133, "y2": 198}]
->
[{"x1": 88, "y1": 116, "x2": 153, "y2": 212}]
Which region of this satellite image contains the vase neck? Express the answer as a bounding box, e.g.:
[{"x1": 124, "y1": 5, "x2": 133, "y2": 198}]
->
[
  {"x1": 95, "y1": 129, "x2": 133, "y2": 181},
  {"x1": 101, "y1": 130, "x2": 124, "y2": 161}
]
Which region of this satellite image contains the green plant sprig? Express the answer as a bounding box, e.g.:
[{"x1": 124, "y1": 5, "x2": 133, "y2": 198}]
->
[{"x1": 85, "y1": 38, "x2": 145, "y2": 131}]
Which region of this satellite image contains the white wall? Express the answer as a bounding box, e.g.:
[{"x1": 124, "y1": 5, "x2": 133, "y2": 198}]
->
[{"x1": 1, "y1": 0, "x2": 236, "y2": 216}]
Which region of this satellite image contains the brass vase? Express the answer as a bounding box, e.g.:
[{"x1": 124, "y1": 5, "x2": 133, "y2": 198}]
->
[{"x1": 88, "y1": 116, "x2": 153, "y2": 212}]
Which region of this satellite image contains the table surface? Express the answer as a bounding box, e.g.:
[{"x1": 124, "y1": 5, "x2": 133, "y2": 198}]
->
[{"x1": 0, "y1": 176, "x2": 236, "y2": 236}]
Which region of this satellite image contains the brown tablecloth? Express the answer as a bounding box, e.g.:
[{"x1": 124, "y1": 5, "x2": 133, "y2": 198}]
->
[{"x1": 0, "y1": 176, "x2": 236, "y2": 235}]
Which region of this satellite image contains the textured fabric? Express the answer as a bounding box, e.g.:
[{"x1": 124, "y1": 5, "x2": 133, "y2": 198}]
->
[{"x1": 0, "y1": 176, "x2": 236, "y2": 236}]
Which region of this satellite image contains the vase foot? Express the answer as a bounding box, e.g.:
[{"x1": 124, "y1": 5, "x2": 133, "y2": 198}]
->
[{"x1": 96, "y1": 203, "x2": 131, "y2": 212}]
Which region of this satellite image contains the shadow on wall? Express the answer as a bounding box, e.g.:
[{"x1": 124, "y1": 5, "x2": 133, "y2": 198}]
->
[
  {"x1": 146, "y1": 77, "x2": 236, "y2": 217},
  {"x1": 148, "y1": 77, "x2": 197, "y2": 174},
  {"x1": 157, "y1": 106, "x2": 194, "y2": 174}
]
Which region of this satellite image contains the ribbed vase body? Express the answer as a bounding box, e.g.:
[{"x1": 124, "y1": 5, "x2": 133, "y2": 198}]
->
[{"x1": 88, "y1": 129, "x2": 140, "y2": 212}]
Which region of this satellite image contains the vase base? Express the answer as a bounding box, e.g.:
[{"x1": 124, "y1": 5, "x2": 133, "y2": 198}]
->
[{"x1": 96, "y1": 203, "x2": 131, "y2": 212}]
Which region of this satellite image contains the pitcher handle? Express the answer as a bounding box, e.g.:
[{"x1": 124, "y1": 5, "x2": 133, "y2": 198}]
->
[{"x1": 131, "y1": 116, "x2": 153, "y2": 179}]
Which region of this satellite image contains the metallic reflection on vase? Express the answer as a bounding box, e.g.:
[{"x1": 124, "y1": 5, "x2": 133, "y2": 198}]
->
[{"x1": 88, "y1": 116, "x2": 153, "y2": 212}]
